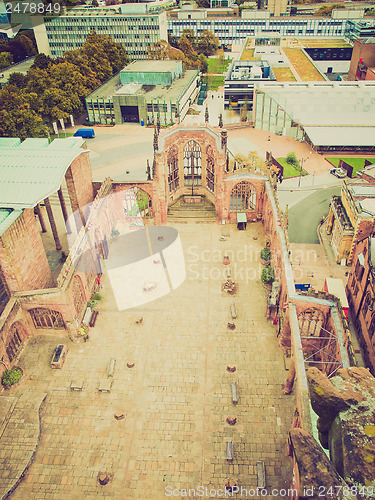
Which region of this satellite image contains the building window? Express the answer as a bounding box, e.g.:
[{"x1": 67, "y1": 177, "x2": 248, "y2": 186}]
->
[
  {"x1": 72, "y1": 275, "x2": 85, "y2": 317},
  {"x1": 6, "y1": 322, "x2": 26, "y2": 363},
  {"x1": 168, "y1": 145, "x2": 179, "y2": 193},
  {"x1": 230, "y1": 182, "x2": 256, "y2": 212},
  {"x1": 184, "y1": 140, "x2": 202, "y2": 186},
  {"x1": 363, "y1": 292, "x2": 372, "y2": 314},
  {"x1": 30, "y1": 308, "x2": 65, "y2": 329},
  {"x1": 206, "y1": 145, "x2": 215, "y2": 193}
]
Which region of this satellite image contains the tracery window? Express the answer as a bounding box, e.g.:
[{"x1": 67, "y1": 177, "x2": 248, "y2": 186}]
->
[
  {"x1": 298, "y1": 308, "x2": 325, "y2": 337},
  {"x1": 230, "y1": 182, "x2": 256, "y2": 212},
  {"x1": 167, "y1": 145, "x2": 179, "y2": 192},
  {"x1": 30, "y1": 308, "x2": 64, "y2": 329},
  {"x1": 206, "y1": 145, "x2": 215, "y2": 193},
  {"x1": 184, "y1": 141, "x2": 202, "y2": 186},
  {"x1": 6, "y1": 322, "x2": 25, "y2": 363}
]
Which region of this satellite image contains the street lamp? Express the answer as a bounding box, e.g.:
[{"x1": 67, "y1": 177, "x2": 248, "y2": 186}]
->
[{"x1": 298, "y1": 156, "x2": 309, "y2": 187}]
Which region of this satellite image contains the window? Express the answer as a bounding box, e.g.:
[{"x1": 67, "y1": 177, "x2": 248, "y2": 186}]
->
[
  {"x1": 30, "y1": 308, "x2": 64, "y2": 329},
  {"x1": 206, "y1": 145, "x2": 215, "y2": 193},
  {"x1": 184, "y1": 141, "x2": 202, "y2": 186},
  {"x1": 6, "y1": 322, "x2": 25, "y2": 363},
  {"x1": 230, "y1": 182, "x2": 256, "y2": 212},
  {"x1": 168, "y1": 145, "x2": 179, "y2": 193}
]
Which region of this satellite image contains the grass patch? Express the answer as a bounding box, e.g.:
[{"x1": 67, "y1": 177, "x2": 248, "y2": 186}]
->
[
  {"x1": 277, "y1": 157, "x2": 308, "y2": 178},
  {"x1": 326, "y1": 157, "x2": 375, "y2": 177},
  {"x1": 299, "y1": 38, "x2": 352, "y2": 48},
  {"x1": 240, "y1": 48, "x2": 261, "y2": 61},
  {"x1": 207, "y1": 57, "x2": 231, "y2": 74},
  {"x1": 284, "y1": 48, "x2": 325, "y2": 81},
  {"x1": 272, "y1": 67, "x2": 296, "y2": 82},
  {"x1": 204, "y1": 75, "x2": 225, "y2": 91}
]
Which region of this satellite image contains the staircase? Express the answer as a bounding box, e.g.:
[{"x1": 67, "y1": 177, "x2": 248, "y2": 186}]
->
[{"x1": 168, "y1": 196, "x2": 217, "y2": 222}]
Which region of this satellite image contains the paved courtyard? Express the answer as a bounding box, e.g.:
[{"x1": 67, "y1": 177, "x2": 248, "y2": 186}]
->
[{"x1": 2, "y1": 223, "x2": 296, "y2": 500}]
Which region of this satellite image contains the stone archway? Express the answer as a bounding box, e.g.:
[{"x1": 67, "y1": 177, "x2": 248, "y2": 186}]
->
[{"x1": 29, "y1": 308, "x2": 65, "y2": 329}]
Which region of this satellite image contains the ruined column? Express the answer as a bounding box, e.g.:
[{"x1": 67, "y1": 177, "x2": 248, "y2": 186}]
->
[
  {"x1": 58, "y1": 188, "x2": 71, "y2": 234},
  {"x1": 44, "y1": 197, "x2": 62, "y2": 251},
  {"x1": 35, "y1": 204, "x2": 47, "y2": 233},
  {"x1": 283, "y1": 357, "x2": 296, "y2": 395}
]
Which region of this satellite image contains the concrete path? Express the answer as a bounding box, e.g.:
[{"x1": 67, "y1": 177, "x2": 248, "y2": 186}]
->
[{"x1": 7, "y1": 224, "x2": 295, "y2": 500}]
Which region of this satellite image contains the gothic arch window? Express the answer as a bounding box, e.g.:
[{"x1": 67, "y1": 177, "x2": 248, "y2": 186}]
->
[
  {"x1": 72, "y1": 275, "x2": 85, "y2": 317},
  {"x1": 363, "y1": 292, "x2": 372, "y2": 314},
  {"x1": 30, "y1": 308, "x2": 64, "y2": 329},
  {"x1": 184, "y1": 140, "x2": 202, "y2": 186},
  {"x1": 298, "y1": 308, "x2": 325, "y2": 337},
  {"x1": 206, "y1": 145, "x2": 215, "y2": 192},
  {"x1": 134, "y1": 186, "x2": 152, "y2": 218},
  {"x1": 230, "y1": 182, "x2": 256, "y2": 212},
  {"x1": 6, "y1": 322, "x2": 26, "y2": 363},
  {"x1": 167, "y1": 145, "x2": 179, "y2": 193}
]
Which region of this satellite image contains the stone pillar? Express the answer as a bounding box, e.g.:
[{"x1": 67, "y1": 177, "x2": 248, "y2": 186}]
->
[
  {"x1": 221, "y1": 129, "x2": 227, "y2": 151},
  {"x1": 35, "y1": 204, "x2": 47, "y2": 233},
  {"x1": 58, "y1": 188, "x2": 71, "y2": 234},
  {"x1": 44, "y1": 197, "x2": 62, "y2": 251}
]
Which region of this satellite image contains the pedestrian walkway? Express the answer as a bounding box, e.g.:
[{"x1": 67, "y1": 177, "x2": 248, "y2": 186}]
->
[{"x1": 7, "y1": 224, "x2": 295, "y2": 500}]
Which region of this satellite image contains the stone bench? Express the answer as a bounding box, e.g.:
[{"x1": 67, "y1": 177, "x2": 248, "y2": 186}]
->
[
  {"x1": 231, "y1": 381, "x2": 238, "y2": 404},
  {"x1": 98, "y1": 379, "x2": 112, "y2": 393},
  {"x1": 230, "y1": 304, "x2": 237, "y2": 320},
  {"x1": 257, "y1": 461, "x2": 266, "y2": 489},
  {"x1": 226, "y1": 441, "x2": 234, "y2": 461},
  {"x1": 70, "y1": 379, "x2": 83, "y2": 391},
  {"x1": 107, "y1": 358, "x2": 116, "y2": 377}
]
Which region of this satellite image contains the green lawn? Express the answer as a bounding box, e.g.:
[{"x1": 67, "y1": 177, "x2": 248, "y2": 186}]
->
[
  {"x1": 204, "y1": 75, "x2": 225, "y2": 91},
  {"x1": 207, "y1": 58, "x2": 231, "y2": 74},
  {"x1": 277, "y1": 158, "x2": 308, "y2": 178},
  {"x1": 326, "y1": 157, "x2": 375, "y2": 177}
]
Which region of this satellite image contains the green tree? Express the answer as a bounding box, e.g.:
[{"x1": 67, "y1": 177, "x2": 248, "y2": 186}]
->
[
  {"x1": 31, "y1": 53, "x2": 55, "y2": 70},
  {"x1": 197, "y1": 31, "x2": 220, "y2": 57},
  {"x1": 0, "y1": 52, "x2": 13, "y2": 70},
  {"x1": 7, "y1": 72, "x2": 28, "y2": 88},
  {"x1": 178, "y1": 35, "x2": 197, "y2": 61},
  {"x1": 198, "y1": 53, "x2": 208, "y2": 73},
  {"x1": 196, "y1": 0, "x2": 210, "y2": 7},
  {"x1": 314, "y1": 3, "x2": 344, "y2": 15},
  {"x1": 286, "y1": 151, "x2": 299, "y2": 166},
  {"x1": 17, "y1": 35, "x2": 36, "y2": 57},
  {"x1": 181, "y1": 29, "x2": 198, "y2": 50},
  {"x1": 147, "y1": 40, "x2": 170, "y2": 60}
]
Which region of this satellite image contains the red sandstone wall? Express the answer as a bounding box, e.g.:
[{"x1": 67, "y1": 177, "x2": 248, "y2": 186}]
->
[
  {"x1": 65, "y1": 152, "x2": 94, "y2": 226},
  {"x1": 0, "y1": 209, "x2": 53, "y2": 292}
]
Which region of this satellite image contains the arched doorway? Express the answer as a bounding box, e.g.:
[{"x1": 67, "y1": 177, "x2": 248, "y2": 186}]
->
[
  {"x1": 230, "y1": 182, "x2": 256, "y2": 211},
  {"x1": 184, "y1": 140, "x2": 202, "y2": 186}
]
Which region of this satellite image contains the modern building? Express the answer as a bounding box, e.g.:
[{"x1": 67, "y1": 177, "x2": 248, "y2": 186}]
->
[
  {"x1": 85, "y1": 60, "x2": 200, "y2": 125},
  {"x1": 348, "y1": 38, "x2": 375, "y2": 81},
  {"x1": 326, "y1": 179, "x2": 375, "y2": 265},
  {"x1": 253, "y1": 81, "x2": 375, "y2": 151},
  {"x1": 32, "y1": 5, "x2": 168, "y2": 59},
  {"x1": 346, "y1": 235, "x2": 375, "y2": 374},
  {"x1": 224, "y1": 59, "x2": 275, "y2": 108},
  {"x1": 257, "y1": 0, "x2": 291, "y2": 17},
  {"x1": 168, "y1": 16, "x2": 349, "y2": 45},
  {"x1": 346, "y1": 19, "x2": 375, "y2": 41}
]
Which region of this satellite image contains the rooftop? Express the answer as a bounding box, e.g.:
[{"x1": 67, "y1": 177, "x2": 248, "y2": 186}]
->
[
  {"x1": 121, "y1": 60, "x2": 181, "y2": 74},
  {"x1": 0, "y1": 138, "x2": 87, "y2": 210},
  {"x1": 87, "y1": 69, "x2": 199, "y2": 103}
]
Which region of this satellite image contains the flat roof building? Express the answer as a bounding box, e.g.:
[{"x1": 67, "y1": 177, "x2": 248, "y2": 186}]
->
[
  {"x1": 32, "y1": 6, "x2": 168, "y2": 60},
  {"x1": 85, "y1": 60, "x2": 200, "y2": 125},
  {"x1": 253, "y1": 81, "x2": 375, "y2": 151}
]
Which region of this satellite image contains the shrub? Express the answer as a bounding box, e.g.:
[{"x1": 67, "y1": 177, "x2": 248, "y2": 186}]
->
[
  {"x1": 260, "y1": 248, "x2": 271, "y2": 261},
  {"x1": 92, "y1": 293, "x2": 102, "y2": 301},
  {"x1": 111, "y1": 228, "x2": 120, "y2": 238},
  {"x1": 286, "y1": 151, "x2": 299, "y2": 167},
  {"x1": 261, "y1": 267, "x2": 274, "y2": 284},
  {"x1": 2, "y1": 368, "x2": 22, "y2": 387}
]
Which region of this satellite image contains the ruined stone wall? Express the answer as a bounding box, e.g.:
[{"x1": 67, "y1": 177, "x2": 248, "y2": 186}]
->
[
  {"x1": 65, "y1": 152, "x2": 94, "y2": 228},
  {"x1": 0, "y1": 209, "x2": 53, "y2": 292}
]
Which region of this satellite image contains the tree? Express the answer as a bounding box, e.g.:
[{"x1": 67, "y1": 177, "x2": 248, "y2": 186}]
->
[
  {"x1": 147, "y1": 40, "x2": 170, "y2": 60},
  {"x1": 197, "y1": 31, "x2": 220, "y2": 57},
  {"x1": 240, "y1": 100, "x2": 248, "y2": 122},
  {"x1": 178, "y1": 35, "x2": 197, "y2": 61},
  {"x1": 198, "y1": 53, "x2": 208, "y2": 73},
  {"x1": 7, "y1": 72, "x2": 28, "y2": 88},
  {"x1": 17, "y1": 35, "x2": 36, "y2": 57},
  {"x1": 0, "y1": 52, "x2": 13, "y2": 70},
  {"x1": 31, "y1": 53, "x2": 55, "y2": 70},
  {"x1": 286, "y1": 151, "x2": 299, "y2": 167},
  {"x1": 196, "y1": 0, "x2": 210, "y2": 7},
  {"x1": 181, "y1": 29, "x2": 197, "y2": 50},
  {"x1": 314, "y1": 3, "x2": 345, "y2": 15}
]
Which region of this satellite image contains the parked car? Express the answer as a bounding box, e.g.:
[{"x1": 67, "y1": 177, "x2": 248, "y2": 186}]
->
[
  {"x1": 74, "y1": 128, "x2": 95, "y2": 139},
  {"x1": 329, "y1": 167, "x2": 346, "y2": 178}
]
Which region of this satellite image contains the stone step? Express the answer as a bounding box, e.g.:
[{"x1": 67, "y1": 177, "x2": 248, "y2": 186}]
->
[{"x1": 168, "y1": 210, "x2": 216, "y2": 219}]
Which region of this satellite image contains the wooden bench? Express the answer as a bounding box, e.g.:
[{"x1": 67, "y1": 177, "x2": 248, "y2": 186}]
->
[
  {"x1": 89, "y1": 310, "x2": 99, "y2": 327},
  {"x1": 226, "y1": 441, "x2": 234, "y2": 460},
  {"x1": 257, "y1": 461, "x2": 266, "y2": 489},
  {"x1": 98, "y1": 379, "x2": 112, "y2": 393},
  {"x1": 231, "y1": 381, "x2": 238, "y2": 404},
  {"x1": 230, "y1": 304, "x2": 237, "y2": 320},
  {"x1": 70, "y1": 379, "x2": 83, "y2": 391},
  {"x1": 107, "y1": 358, "x2": 116, "y2": 377}
]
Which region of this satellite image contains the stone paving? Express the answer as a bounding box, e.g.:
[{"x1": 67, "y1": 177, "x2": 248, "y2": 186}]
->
[{"x1": 1, "y1": 223, "x2": 296, "y2": 500}]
